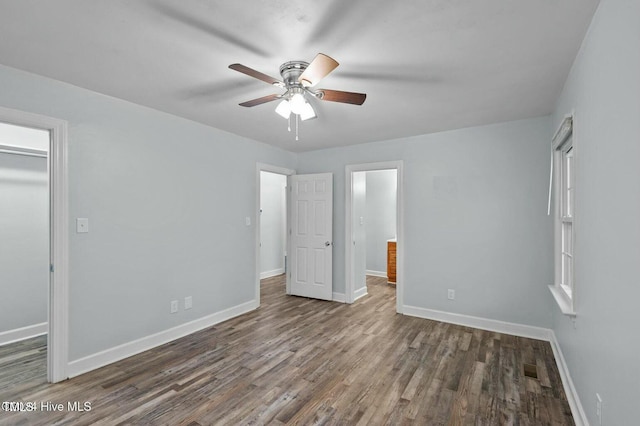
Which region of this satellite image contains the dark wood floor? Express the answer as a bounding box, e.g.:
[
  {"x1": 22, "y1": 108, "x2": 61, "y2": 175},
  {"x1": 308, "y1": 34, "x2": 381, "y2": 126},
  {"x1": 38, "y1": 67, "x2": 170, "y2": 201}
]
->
[
  {"x1": 0, "y1": 334, "x2": 47, "y2": 390},
  {"x1": 0, "y1": 275, "x2": 573, "y2": 425}
]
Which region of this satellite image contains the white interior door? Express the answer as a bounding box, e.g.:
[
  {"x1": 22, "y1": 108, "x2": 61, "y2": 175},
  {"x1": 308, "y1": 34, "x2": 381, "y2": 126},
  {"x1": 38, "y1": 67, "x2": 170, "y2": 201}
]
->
[{"x1": 290, "y1": 173, "x2": 333, "y2": 300}]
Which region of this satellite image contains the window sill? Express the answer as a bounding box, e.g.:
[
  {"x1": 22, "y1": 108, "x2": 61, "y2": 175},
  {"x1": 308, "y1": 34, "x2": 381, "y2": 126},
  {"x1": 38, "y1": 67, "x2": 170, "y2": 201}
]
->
[{"x1": 548, "y1": 285, "x2": 576, "y2": 317}]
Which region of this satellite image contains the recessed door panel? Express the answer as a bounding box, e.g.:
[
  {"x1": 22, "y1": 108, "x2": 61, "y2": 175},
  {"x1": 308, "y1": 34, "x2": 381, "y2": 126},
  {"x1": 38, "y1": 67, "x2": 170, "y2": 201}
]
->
[
  {"x1": 297, "y1": 200, "x2": 308, "y2": 236},
  {"x1": 314, "y1": 248, "x2": 325, "y2": 285},
  {"x1": 296, "y1": 247, "x2": 307, "y2": 283},
  {"x1": 315, "y1": 179, "x2": 326, "y2": 194},
  {"x1": 314, "y1": 200, "x2": 325, "y2": 236}
]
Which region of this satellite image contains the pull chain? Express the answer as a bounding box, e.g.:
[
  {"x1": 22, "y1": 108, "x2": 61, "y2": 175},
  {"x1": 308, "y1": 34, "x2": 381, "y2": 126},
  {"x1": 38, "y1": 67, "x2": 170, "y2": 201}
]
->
[
  {"x1": 287, "y1": 114, "x2": 291, "y2": 132},
  {"x1": 295, "y1": 114, "x2": 299, "y2": 141}
]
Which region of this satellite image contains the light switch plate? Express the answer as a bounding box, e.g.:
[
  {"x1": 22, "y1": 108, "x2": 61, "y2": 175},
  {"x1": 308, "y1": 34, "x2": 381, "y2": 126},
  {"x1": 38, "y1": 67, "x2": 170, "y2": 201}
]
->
[{"x1": 76, "y1": 218, "x2": 89, "y2": 233}]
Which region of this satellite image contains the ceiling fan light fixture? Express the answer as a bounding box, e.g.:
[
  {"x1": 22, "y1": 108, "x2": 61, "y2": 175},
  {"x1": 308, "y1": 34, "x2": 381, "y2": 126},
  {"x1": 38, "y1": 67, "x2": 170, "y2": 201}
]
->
[
  {"x1": 275, "y1": 99, "x2": 291, "y2": 119},
  {"x1": 290, "y1": 92, "x2": 306, "y2": 115},
  {"x1": 299, "y1": 102, "x2": 316, "y2": 121}
]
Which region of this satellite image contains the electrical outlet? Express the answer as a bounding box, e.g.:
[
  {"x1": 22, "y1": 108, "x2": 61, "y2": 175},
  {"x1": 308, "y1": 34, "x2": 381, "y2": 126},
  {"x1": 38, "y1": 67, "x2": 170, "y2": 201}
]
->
[
  {"x1": 170, "y1": 300, "x2": 178, "y2": 314},
  {"x1": 447, "y1": 289, "x2": 455, "y2": 300},
  {"x1": 596, "y1": 393, "x2": 602, "y2": 425},
  {"x1": 184, "y1": 296, "x2": 192, "y2": 310}
]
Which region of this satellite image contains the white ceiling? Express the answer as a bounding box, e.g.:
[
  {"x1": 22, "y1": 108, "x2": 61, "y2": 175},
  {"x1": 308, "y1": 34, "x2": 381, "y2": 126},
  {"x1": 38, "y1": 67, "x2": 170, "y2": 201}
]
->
[{"x1": 0, "y1": 0, "x2": 599, "y2": 152}]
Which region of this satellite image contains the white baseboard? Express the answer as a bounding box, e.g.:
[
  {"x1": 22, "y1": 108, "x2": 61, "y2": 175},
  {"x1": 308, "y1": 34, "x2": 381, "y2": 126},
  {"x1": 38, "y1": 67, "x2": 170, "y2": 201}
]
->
[
  {"x1": 549, "y1": 331, "x2": 588, "y2": 426},
  {"x1": 354, "y1": 287, "x2": 368, "y2": 301},
  {"x1": 0, "y1": 322, "x2": 47, "y2": 346},
  {"x1": 332, "y1": 292, "x2": 346, "y2": 303},
  {"x1": 67, "y1": 299, "x2": 259, "y2": 378},
  {"x1": 366, "y1": 270, "x2": 387, "y2": 278},
  {"x1": 260, "y1": 268, "x2": 285, "y2": 279},
  {"x1": 402, "y1": 305, "x2": 552, "y2": 341}
]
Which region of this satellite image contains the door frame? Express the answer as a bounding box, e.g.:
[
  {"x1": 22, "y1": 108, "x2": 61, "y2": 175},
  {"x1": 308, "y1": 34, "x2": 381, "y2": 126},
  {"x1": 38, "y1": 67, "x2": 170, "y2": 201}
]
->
[
  {"x1": 345, "y1": 161, "x2": 404, "y2": 313},
  {"x1": 255, "y1": 163, "x2": 295, "y2": 304},
  {"x1": 0, "y1": 106, "x2": 69, "y2": 383}
]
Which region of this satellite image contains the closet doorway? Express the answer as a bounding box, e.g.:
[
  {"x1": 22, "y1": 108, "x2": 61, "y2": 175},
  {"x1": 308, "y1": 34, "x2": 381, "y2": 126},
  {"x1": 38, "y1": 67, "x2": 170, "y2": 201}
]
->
[
  {"x1": 0, "y1": 107, "x2": 69, "y2": 383},
  {"x1": 0, "y1": 122, "x2": 50, "y2": 384}
]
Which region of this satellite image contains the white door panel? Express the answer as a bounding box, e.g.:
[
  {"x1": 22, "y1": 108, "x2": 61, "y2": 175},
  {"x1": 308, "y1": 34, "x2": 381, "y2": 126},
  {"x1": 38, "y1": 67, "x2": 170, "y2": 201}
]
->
[{"x1": 290, "y1": 173, "x2": 333, "y2": 300}]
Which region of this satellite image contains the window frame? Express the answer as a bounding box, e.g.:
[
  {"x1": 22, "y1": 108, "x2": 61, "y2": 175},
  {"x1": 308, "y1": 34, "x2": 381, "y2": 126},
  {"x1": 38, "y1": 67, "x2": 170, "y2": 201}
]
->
[
  {"x1": 559, "y1": 142, "x2": 574, "y2": 298},
  {"x1": 549, "y1": 115, "x2": 577, "y2": 316}
]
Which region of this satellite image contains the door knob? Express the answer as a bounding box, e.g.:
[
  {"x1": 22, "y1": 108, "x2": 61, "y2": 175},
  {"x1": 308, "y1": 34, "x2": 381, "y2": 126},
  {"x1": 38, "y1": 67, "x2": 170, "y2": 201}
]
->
[{"x1": 325, "y1": 241, "x2": 331, "y2": 247}]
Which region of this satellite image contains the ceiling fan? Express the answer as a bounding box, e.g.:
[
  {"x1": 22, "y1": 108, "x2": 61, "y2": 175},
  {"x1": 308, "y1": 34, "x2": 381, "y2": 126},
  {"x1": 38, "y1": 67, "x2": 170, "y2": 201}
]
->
[{"x1": 229, "y1": 53, "x2": 366, "y2": 139}]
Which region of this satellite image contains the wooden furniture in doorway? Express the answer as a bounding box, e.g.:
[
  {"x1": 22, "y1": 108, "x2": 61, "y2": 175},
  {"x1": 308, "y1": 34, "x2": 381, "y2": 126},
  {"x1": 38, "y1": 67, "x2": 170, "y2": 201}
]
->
[{"x1": 387, "y1": 239, "x2": 396, "y2": 285}]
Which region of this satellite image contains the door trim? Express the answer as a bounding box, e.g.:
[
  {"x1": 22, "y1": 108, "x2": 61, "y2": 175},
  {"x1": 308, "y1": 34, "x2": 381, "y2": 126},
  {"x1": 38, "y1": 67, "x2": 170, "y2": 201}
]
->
[
  {"x1": 345, "y1": 161, "x2": 404, "y2": 313},
  {"x1": 0, "y1": 106, "x2": 69, "y2": 382},
  {"x1": 255, "y1": 163, "x2": 295, "y2": 304}
]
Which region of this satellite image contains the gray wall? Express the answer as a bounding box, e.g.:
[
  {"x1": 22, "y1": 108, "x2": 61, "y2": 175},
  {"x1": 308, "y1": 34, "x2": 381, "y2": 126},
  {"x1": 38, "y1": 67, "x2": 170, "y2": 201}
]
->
[
  {"x1": 365, "y1": 170, "x2": 397, "y2": 274},
  {"x1": 259, "y1": 171, "x2": 286, "y2": 276},
  {"x1": 298, "y1": 116, "x2": 553, "y2": 328},
  {"x1": 551, "y1": 0, "x2": 639, "y2": 424},
  {"x1": 0, "y1": 152, "x2": 49, "y2": 333},
  {"x1": 0, "y1": 64, "x2": 296, "y2": 361}
]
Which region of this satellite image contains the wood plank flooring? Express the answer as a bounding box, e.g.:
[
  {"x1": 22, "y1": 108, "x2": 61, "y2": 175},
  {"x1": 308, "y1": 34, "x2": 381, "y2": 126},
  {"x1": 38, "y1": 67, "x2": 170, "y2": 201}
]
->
[
  {"x1": 0, "y1": 334, "x2": 47, "y2": 389},
  {"x1": 0, "y1": 275, "x2": 574, "y2": 425}
]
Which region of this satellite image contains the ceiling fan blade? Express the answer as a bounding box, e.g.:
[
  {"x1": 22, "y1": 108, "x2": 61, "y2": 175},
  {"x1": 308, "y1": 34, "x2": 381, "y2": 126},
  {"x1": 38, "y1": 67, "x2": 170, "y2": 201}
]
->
[
  {"x1": 317, "y1": 89, "x2": 367, "y2": 105},
  {"x1": 151, "y1": 3, "x2": 271, "y2": 57},
  {"x1": 239, "y1": 94, "x2": 282, "y2": 107},
  {"x1": 298, "y1": 53, "x2": 339, "y2": 87},
  {"x1": 229, "y1": 64, "x2": 284, "y2": 87}
]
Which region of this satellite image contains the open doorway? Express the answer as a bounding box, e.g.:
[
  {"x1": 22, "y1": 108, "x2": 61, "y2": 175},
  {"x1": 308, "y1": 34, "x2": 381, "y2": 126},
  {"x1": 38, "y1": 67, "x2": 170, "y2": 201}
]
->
[
  {"x1": 0, "y1": 122, "x2": 49, "y2": 385},
  {"x1": 352, "y1": 169, "x2": 398, "y2": 301},
  {"x1": 0, "y1": 106, "x2": 69, "y2": 383},
  {"x1": 259, "y1": 171, "x2": 287, "y2": 280},
  {"x1": 255, "y1": 163, "x2": 295, "y2": 305},
  {"x1": 346, "y1": 161, "x2": 403, "y2": 312}
]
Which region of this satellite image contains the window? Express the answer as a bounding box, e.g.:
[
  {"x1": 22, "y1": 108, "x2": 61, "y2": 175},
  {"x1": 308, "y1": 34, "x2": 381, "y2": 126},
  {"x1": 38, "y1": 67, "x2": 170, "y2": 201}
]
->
[
  {"x1": 559, "y1": 142, "x2": 574, "y2": 298},
  {"x1": 549, "y1": 116, "x2": 576, "y2": 316}
]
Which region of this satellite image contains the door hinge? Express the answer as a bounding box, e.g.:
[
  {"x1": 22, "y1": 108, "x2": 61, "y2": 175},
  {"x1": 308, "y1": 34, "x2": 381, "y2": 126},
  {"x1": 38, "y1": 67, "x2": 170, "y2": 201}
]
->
[{"x1": 50, "y1": 264, "x2": 54, "y2": 273}]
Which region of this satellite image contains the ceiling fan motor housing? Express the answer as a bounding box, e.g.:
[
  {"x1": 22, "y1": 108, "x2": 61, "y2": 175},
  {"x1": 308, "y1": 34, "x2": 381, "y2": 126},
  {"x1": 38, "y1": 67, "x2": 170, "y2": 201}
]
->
[{"x1": 279, "y1": 61, "x2": 309, "y2": 90}]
